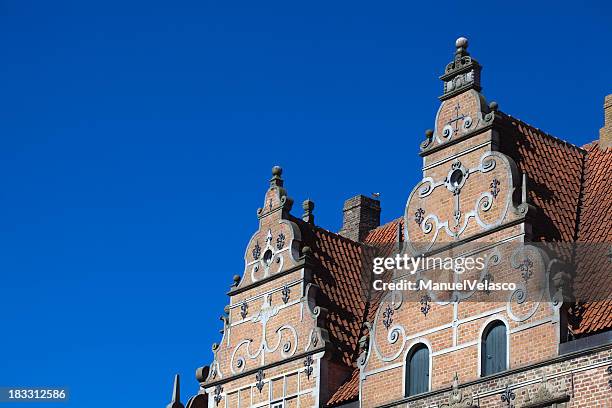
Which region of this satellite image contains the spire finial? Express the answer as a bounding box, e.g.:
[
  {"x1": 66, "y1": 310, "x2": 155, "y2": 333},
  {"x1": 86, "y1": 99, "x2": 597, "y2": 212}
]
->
[
  {"x1": 439, "y1": 37, "x2": 481, "y2": 100},
  {"x1": 455, "y1": 37, "x2": 468, "y2": 55},
  {"x1": 302, "y1": 199, "x2": 315, "y2": 224},
  {"x1": 270, "y1": 165, "x2": 283, "y2": 187},
  {"x1": 166, "y1": 374, "x2": 185, "y2": 408}
]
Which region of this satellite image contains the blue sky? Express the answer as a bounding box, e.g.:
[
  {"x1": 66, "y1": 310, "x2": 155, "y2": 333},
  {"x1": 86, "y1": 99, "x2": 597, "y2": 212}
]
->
[{"x1": 0, "y1": 1, "x2": 610, "y2": 406}]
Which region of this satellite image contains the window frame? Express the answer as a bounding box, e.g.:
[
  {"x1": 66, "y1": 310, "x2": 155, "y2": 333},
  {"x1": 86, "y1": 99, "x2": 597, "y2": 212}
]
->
[
  {"x1": 478, "y1": 318, "x2": 510, "y2": 377},
  {"x1": 403, "y1": 341, "x2": 431, "y2": 397}
]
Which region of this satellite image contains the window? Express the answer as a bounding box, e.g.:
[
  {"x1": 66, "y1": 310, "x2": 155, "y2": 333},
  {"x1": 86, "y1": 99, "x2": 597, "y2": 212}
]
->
[
  {"x1": 270, "y1": 401, "x2": 284, "y2": 408},
  {"x1": 481, "y1": 321, "x2": 507, "y2": 376},
  {"x1": 405, "y1": 343, "x2": 429, "y2": 396}
]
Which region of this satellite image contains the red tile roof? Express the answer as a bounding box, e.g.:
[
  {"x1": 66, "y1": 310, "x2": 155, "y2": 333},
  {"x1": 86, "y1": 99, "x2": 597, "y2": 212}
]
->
[
  {"x1": 326, "y1": 368, "x2": 360, "y2": 407},
  {"x1": 571, "y1": 142, "x2": 612, "y2": 335},
  {"x1": 295, "y1": 218, "x2": 371, "y2": 368},
  {"x1": 500, "y1": 114, "x2": 586, "y2": 242}
]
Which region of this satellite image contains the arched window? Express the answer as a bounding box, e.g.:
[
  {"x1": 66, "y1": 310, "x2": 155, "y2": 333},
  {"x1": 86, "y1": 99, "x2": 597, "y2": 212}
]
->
[
  {"x1": 481, "y1": 321, "x2": 507, "y2": 376},
  {"x1": 405, "y1": 343, "x2": 429, "y2": 396}
]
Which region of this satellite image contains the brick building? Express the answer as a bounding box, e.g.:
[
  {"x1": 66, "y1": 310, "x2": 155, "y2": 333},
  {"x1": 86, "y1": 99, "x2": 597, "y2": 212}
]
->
[{"x1": 165, "y1": 38, "x2": 612, "y2": 408}]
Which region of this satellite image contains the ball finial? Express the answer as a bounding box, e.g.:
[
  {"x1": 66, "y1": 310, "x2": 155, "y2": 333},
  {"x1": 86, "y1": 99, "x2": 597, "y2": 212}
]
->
[
  {"x1": 455, "y1": 37, "x2": 468, "y2": 50},
  {"x1": 302, "y1": 199, "x2": 315, "y2": 211},
  {"x1": 271, "y1": 166, "x2": 282, "y2": 177}
]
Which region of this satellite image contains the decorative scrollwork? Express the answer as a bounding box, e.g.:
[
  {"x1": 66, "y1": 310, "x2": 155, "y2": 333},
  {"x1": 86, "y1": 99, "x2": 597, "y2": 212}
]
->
[
  {"x1": 501, "y1": 385, "x2": 516, "y2": 407},
  {"x1": 213, "y1": 385, "x2": 223, "y2": 405},
  {"x1": 420, "y1": 294, "x2": 431, "y2": 316},
  {"x1": 255, "y1": 369, "x2": 265, "y2": 393},
  {"x1": 519, "y1": 257, "x2": 534, "y2": 282},
  {"x1": 240, "y1": 301, "x2": 248, "y2": 319},
  {"x1": 252, "y1": 242, "x2": 261, "y2": 260},
  {"x1": 463, "y1": 116, "x2": 473, "y2": 129},
  {"x1": 405, "y1": 151, "x2": 517, "y2": 253},
  {"x1": 415, "y1": 208, "x2": 425, "y2": 225},
  {"x1": 382, "y1": 305, "x2": 394, "y2": 329},
  {"x1": 276, "y1": 233, "x2": 285, "y2": 250},
  {"x1": 304, "y1": 355, "x2": 314, "y2": 379},
  {"x1": 310, "y1": 330, "x2": 319, "y2": 348},
  {"x1": 281, "y1": 285, "x2": 290, "y2": 304},
  {"x1": 491, "y1": 178, "x2": 500, "y2": 198}
]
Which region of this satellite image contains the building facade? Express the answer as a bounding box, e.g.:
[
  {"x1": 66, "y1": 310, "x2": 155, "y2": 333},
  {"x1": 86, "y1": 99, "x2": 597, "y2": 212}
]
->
[{"x1": 165, "y1": 38, "x2": 612, "y2": 408}]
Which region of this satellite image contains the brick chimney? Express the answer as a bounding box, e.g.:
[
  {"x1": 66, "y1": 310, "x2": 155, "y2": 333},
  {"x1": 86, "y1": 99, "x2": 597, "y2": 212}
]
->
[
  {"x1": 338, "y1": 195, "x2": 381, "y2": 242},
  {"x1": 600, "y1": 94, "x2": 612, "y2": 150}
]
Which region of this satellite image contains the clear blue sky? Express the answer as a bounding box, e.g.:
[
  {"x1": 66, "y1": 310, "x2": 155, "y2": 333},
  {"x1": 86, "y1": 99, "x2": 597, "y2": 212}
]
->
[{"x1": 0, "y1": 1, "x2": 609, "y2": 406}]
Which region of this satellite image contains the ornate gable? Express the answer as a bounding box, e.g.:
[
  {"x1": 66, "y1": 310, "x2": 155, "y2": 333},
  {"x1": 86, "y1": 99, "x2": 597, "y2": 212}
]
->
[
  {"x1": 196, "y1": 167, "x2": 337, "y2": 408},
  {"x1": 240, "y1": 166, "x2": 302, "y2": 287}
]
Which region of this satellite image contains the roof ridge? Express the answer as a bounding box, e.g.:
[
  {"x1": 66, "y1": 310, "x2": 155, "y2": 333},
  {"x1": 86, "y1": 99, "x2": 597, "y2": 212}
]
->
[
  {"x1": 369, "y1": 216, "x2": 403, "y2": 231},
  {"x1": 291, "y1": 216, "x2": 365, "y2": 248},
  {"x1": 500, "y1": 111, "x2": 588, "y2": 154}
]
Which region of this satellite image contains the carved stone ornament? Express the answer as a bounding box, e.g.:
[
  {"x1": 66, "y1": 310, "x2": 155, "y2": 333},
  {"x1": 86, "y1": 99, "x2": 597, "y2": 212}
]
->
[
  {"x1": 241, "y1": 166, "x2": 302, "y2": 287},
  {"x1": 281, "y1": 285, "x2": 290, "y2": 304},
  {"x1": 230, "y1": 294, "x2": 298, "y2": 375},
  {"x1": 420, "y1": 294, "x2": 431, "y2": 317},
  {"x1": 255, "y1": 369, "x2": 265, "y2": 393},
  {"x1": 213, "y1": 385, "x2": 223, "y2": 406},
  {"x1": 252, "y1": 242, "x2": 261, "y2": 260},
  {"x1": 490, "y1": 178, "x2": 501, "y2": 199},
  {"x1": 500, "y1": 384, "x2": 516, "y2": 408},
  {"x1": 440, "y1": 37, "x2": 482, "y2": 100},
  {"x1": 276, "y1": 233, "x2": 285, "y2": 250},
  {"x1": 304, "y1": 355, "x2": 314, "y2": 379},
  {"x1": 382, "y1": 305, "x2": 394, "y2": 330},
  {"x1": 405, "y1": 151, "x2": 524, "y2": 254},
  {"x1": 439, "y1": 373, "x2": 476, "y2": 408},
  {"x1": 523, "y1": 374, "x2": 570, "y2": 408},
  {"x1": 240, "y1": 301, "x2": 248, "y2": 319}
]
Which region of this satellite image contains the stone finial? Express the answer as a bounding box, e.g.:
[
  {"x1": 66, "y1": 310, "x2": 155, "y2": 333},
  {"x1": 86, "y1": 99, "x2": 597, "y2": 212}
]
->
[
  {"x1": 257, "y1": 165, "x2": 293, "y2": 218},
  {"x1": 270, "y1": 165, "x2": 283, "y2": 187},
  {"x1": 232, "y1": 274, "x2": 241, "y2": 287},
  {"x1": 166, "y1": 374, "x2": 185, "y2": 408},
  {"x1": 440, "y1": 37, "x2": 482, "y2": 100},
  {"x1": 600, "y1": 94, "x2": 612, "y2": 150},
  {"x1": 302, "y1": 199, "x2": 315, "y2": 224},
  {"x1": 455, "y1": 37, "x2": 469, "y2": 55}
]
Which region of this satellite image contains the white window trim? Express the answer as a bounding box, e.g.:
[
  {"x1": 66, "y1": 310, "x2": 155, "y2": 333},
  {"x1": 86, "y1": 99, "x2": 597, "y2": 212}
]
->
[{"x1": 402, "y1": 338, "x2": 433, "y2": 397}]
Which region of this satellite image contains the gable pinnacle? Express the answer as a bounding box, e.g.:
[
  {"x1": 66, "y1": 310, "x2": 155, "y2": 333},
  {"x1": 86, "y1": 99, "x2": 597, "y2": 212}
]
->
[
  {"x1": 439, "y1": 36, "x2": 482, "y2": 101},
  {"x1": 166, "y1": 374, "x2": 185, "y2": 408},
  {"x1": 270, "y1": 165, "x2": 283, "y2": 187},
  {"x1": 302, "y1": 199, "x2": 315, "y2": 224},
  {"x1": 455, "y1": 37, "x2": 469, "y2": 56}
]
